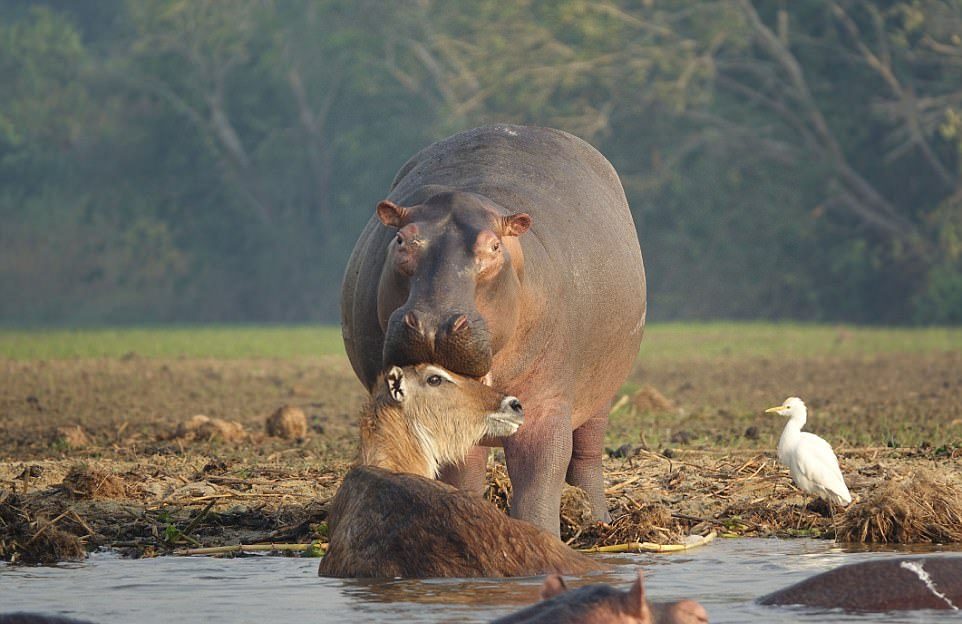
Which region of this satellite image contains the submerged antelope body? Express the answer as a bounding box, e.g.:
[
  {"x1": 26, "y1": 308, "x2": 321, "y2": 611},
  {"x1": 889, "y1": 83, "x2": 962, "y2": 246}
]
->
[{"x1": 317, "y1": 363, "x2": 601, "y2": 578}]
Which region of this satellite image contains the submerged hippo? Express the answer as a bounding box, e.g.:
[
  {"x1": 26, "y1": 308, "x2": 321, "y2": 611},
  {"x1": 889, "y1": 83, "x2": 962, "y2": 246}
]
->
[
  {"x1": 341, "y1": 124, "x2": 646, "y2": 534},
  {"x1": 491, "y1": 572, "x2": 708, "y2": 623},
  {"x1": 0, "y1": 616, "x2": 94, "y2": 624},
  {"x1": 758, "y1": 556, "x2": 962, "y2": 612}
]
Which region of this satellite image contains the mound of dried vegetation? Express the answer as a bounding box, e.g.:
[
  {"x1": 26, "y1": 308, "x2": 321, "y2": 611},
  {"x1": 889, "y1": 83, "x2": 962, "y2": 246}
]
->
[
  {"x1": 838, "y1": 467, "x2": 962, "y2": 543},
  {"x1": 0, "y1": 491, "x2": 85, "y2": 564}
]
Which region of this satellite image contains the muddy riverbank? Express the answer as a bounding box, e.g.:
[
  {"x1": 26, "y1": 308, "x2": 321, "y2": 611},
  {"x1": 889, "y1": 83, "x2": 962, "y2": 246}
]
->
[{"x1": 2, "y1": 350, "x2": 961, "y2": 563}]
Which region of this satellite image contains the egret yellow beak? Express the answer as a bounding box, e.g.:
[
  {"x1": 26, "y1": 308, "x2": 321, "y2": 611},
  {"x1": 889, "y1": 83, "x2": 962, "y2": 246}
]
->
[{"x1": 764, "y1": 405, "x2": 786, "y2": 413}]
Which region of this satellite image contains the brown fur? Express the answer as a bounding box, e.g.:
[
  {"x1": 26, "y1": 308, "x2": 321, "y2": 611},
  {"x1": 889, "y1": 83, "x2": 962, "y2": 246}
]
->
[
  {"x1": 318, "y1": 466, "x2": 601, "y2": 578},
  {"x1": 318, "y1": 363, "x2": 600, "y2": 578},
  {"x1": 355, "y1": 364, "x2": 519, "y2": 477}
]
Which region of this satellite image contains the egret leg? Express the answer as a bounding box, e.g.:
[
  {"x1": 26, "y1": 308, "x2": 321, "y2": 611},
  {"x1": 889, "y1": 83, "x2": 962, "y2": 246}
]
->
[{"x1": 830, "y1": 503, "x2": 838, "y2": 542}]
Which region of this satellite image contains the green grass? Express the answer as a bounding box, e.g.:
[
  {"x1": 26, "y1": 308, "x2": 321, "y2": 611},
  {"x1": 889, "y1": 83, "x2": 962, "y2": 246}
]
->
[
  {"x1": 639, "y1": 321, "x2": 962, "y2": 362},
  {"x1": 0, "y1": 325, "x2": 345, "y2": 359},
  {"x1": 0, "y1": 321, "x2": 959, "y2": 360}
]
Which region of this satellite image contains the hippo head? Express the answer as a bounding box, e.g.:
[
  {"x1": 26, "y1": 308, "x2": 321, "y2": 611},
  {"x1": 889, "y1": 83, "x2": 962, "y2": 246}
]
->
[{"x1": 375, "y1": 191, "x2": 531, "y2": 378}]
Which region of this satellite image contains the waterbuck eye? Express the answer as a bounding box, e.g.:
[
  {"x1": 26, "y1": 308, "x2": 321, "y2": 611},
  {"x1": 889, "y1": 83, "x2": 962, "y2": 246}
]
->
[
  {"x1": 426, "y1": 374, "x2": 444, "y2": 386},
  {"x1": 395, "y1": 234, "x2": 403, "y2": 245}
]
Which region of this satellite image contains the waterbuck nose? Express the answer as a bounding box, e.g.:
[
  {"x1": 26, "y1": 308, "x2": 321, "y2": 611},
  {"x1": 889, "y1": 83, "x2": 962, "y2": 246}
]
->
[{"x1": 501, "y1": 396, "x2": 523, "y2": 418}]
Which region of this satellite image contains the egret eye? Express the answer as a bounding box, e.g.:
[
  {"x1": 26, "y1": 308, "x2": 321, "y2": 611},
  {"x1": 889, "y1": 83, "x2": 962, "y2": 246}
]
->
[{"x1": 426, "y1": 374, "x2": 444, "y2": 386}]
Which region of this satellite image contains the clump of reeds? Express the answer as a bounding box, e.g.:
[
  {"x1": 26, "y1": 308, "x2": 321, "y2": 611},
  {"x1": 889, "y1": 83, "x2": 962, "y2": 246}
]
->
[
  {"x1": 630, "y1": 385, "x2": 676, "y2": 412},
  {"x1": 173, "y1": 414, "x2": 247, "y2": 443},
  {"x1": 62, "y1": 465, "x2": 127, "y2": 499},
  {"x1": 838, "y1": 467, "x2": 962, "y2": 543},
  {"x1": 576, "y1": 503, "x2": 682, "y2": 547},
  {"x1": 484, "y1": 462, "x2": 512, "y2": 513},
  {"x1": 266, "y1": 405, "x2": 308, "y2": 440},
  {"x1": 0, "y1": 492, "x2": 85, "y2": 564},
  {"x1": 559, "y1": 485, "x2": 594, "y2": 540}
]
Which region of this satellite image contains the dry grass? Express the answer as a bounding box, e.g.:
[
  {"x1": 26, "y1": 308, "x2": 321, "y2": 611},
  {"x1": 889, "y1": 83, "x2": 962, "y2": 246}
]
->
[
  {"x1": 0, "y1": 491, "x2": 86, "y2": 564},
  {"x1": 266, "y1": 405, "x2": 308, "y2": 440},
  {"x1": 838, "y1": 467, "x2": 962, "y2": 543},
  {"x1": 62, "y1": 465, "x2": 127, "y2": 499},
  {"x1": 1, "y1": 347, "x2": 961, "y2": 563}
]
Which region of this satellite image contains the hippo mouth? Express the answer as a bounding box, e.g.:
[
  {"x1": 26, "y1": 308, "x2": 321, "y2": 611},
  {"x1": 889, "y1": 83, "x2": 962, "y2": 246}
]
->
[{"x1": 382, "y1": 309, "x2": 493, "y2": 377}]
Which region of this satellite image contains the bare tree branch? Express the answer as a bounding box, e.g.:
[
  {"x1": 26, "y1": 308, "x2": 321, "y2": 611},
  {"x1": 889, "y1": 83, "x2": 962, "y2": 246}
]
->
[
  {"x1": 286, "y1": 61, "x2": 342, "y2": 222},
  {"x1": 736, "y1": 0, "x2": 931, "y2": 257},
  {"x1": 830, "y1": 1, "x2": 955, "y2": 189}
]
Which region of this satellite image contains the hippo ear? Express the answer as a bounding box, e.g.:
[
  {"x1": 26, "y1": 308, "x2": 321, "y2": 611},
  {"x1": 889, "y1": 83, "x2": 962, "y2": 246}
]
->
[
  {"x1": 500, "y1": 213, "x2": 531, "y2": 237},
  {"x1": 385, "y1": 366, "x2": 406, "y2": 403},
  {"x1": 622, "y1": 571, "x2": 651, "y2": 619},
  {"x1": 377, "y1": 200, "x2": 410, "y2": 228},
  {"x1": 540, "y1": 574, "x2": 568, "y2": 600}
]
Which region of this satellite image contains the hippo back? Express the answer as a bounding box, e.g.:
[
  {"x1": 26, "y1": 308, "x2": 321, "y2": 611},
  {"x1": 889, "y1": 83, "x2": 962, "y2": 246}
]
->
[{"x1": 758, "y1": 556, "x2": 962, "y2": 612}]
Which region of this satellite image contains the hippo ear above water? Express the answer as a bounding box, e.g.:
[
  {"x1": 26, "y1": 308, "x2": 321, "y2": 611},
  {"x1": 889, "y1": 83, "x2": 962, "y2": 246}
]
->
[
  {"x1": 622, "y1": 571, "x2": 651, "y2": 619},
  {"x1": 500, "y1": 213, "x2": 532, "y2": 237},
  {"x1": 376, "y1": 200, "x2": 410, "y2": 228},
  {"x1": 539, "y1": 574, "x2": 568, "y2": 600}
]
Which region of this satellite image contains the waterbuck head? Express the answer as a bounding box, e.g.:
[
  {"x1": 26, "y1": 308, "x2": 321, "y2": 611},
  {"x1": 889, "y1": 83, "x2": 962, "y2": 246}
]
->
[{"x1": 359, "y1": 363, "x2": 524, "y2": 478}]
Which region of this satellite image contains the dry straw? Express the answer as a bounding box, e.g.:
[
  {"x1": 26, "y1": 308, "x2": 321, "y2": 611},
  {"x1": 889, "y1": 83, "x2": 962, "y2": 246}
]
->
[{"x1": 838, "y1": 467, "x2": 962, "y2": 543}]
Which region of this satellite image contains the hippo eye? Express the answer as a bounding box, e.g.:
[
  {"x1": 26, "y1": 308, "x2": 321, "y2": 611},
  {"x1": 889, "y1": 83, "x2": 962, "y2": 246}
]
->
[{"x1": 426, "y1": 374, "x2": 444, "y2": 386}]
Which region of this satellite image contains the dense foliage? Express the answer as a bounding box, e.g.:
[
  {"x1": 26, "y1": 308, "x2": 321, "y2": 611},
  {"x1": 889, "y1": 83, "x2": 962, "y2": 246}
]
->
[{"x1": 1, "y1": 0, "x2": 960, "y2": 324}]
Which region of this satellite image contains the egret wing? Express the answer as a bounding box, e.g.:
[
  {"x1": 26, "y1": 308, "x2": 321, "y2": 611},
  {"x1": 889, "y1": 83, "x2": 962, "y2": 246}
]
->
[{"x1": 794, "y1": 433, "x2": 848, "y2": 496}]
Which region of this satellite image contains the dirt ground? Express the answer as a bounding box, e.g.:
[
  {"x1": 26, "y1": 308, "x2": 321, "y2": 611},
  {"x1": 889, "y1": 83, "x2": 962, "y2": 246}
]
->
[{"x1": 2, "y1": 351, "x2": 961, "y2": 563}]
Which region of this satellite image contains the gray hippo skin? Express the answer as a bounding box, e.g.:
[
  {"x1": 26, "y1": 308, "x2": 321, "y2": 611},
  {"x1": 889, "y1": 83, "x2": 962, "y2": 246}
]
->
[
  {"x1": 758, "y1": 556, "x2": 962, "y2": 612},
  {"x1": 341, "y1": 124, "x2": 646, "y2": 534},
  {"x1": 0, "y1": 616, "x2": 94, "y2": 624}
]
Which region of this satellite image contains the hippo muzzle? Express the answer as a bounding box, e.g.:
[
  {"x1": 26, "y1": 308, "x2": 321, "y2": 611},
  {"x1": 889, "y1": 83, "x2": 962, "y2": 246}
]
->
[{"x1": 383, "y1": 306, "x2": 493, "y2": 378}]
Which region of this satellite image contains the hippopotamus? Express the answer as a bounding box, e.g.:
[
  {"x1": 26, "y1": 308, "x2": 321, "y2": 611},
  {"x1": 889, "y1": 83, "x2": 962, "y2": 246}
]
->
[
  {"x1": 758, "y1": 556, "x2": 962, "y2": 612},
  {"x1": 0, "y1": 616, "x2": 93, "y2": 624},
  {"x1": 491, "y1": 572, "x2": 709, "y2": 623},
  {"x1": 341, "y1": 124, "x2": 646, "y2": 534}
]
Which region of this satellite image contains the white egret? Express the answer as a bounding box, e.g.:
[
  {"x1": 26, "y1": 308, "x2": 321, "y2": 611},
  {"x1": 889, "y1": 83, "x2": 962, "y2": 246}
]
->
[{"x1": 765, "y1": 397, "x2": 852, "y2": 506}]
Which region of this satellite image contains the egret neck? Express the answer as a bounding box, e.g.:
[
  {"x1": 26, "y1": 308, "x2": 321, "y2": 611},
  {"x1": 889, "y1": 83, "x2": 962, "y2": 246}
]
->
[{"x1": 777, "y1": 402, "x2": 807, "y2": 465}]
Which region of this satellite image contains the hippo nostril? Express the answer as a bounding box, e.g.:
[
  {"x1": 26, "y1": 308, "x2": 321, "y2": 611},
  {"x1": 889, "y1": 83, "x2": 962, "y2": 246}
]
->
[
  {"x1": 450, "y1": 314, "x2": 469, "y2": 333},
  {"x1": 404, "y1": 311, "x2": 421, "y2": 332}
]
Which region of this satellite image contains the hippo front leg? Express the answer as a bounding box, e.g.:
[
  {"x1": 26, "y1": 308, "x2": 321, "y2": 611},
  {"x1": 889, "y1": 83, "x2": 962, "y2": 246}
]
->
[
  {"x1": 503, "y1": 403, "x2": 573, "y2": 537},
  {"x1": 566, "y1": 405, "x2": 612, "y2": 523},
  {"x1": 439, "y1": 445, "x2": 489, "y2": 494}
]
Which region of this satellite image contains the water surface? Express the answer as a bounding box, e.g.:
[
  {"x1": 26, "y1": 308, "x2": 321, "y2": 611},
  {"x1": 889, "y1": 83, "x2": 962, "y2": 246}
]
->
[{"x1": 2, "y1": 539, "x2": 959, "y2": 623}]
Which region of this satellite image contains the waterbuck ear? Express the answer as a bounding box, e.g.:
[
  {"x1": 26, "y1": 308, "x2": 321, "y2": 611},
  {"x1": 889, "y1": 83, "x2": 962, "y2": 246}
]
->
[
  {"x1": 540, "y1": 575, "x2": 568, "y2": 600},
  {"x1": 385, "y1": 366, "x2": 406, "y2": 403},
  {"x1": 377, "y1": 200, "x2": 409, "y2": 228},
  {"x1": 622, "y1": 570, "x2": 650, "y2": 618},
  {"x1": 500, "y1": 213, "x2": 531, "y2": 237}
]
